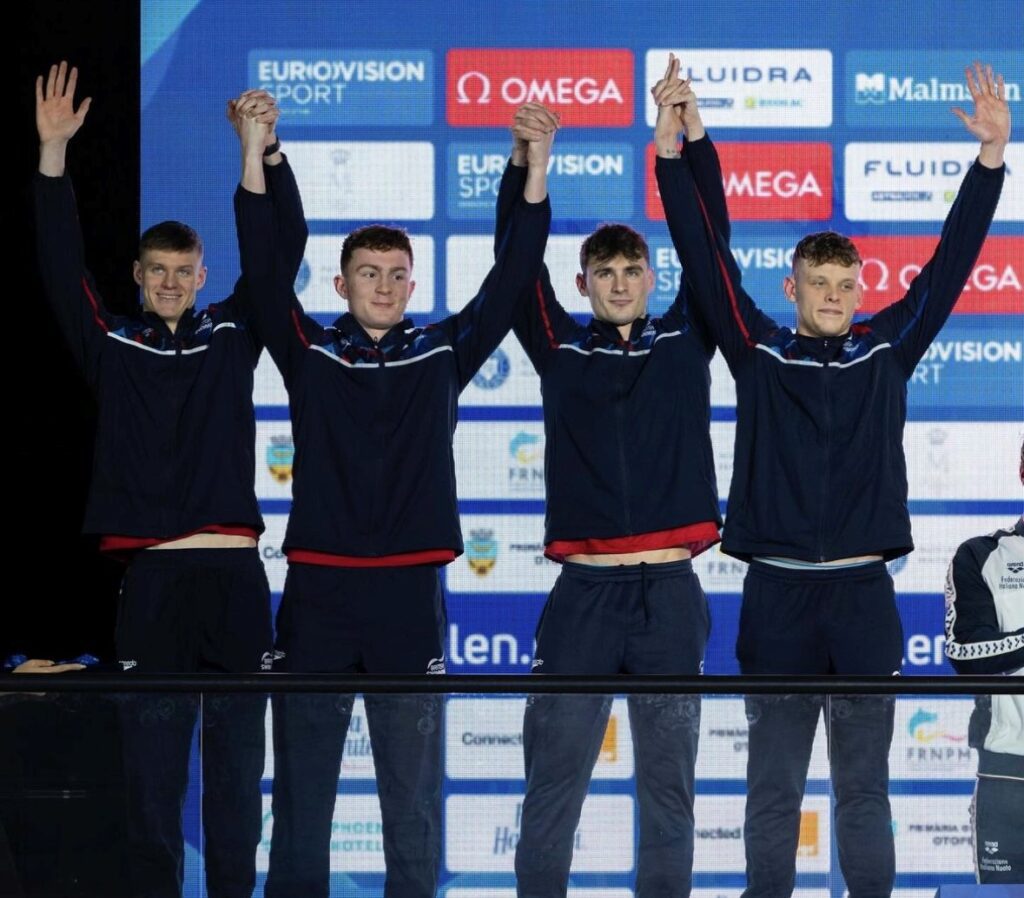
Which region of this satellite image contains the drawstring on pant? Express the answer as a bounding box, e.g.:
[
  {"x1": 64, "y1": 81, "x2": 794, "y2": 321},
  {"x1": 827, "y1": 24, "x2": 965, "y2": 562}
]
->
[{"x1": 640, "y1": 562, "x2": 650, "y2": 625}]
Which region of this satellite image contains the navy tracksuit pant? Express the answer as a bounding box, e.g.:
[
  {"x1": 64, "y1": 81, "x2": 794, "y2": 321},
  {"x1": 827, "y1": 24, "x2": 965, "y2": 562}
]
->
[
  {"x1": 115, "y1": 547, "x2": 273, "y2": 898},
  {"x1": 737, "y1": 560, "x2": 903, "y2": 898},
  {"x1": 264, "y1": 563, "x2": 446, "y2": 898},
  {"x1": 515, "y1": 558, "x2": 710, "y2": 898}
]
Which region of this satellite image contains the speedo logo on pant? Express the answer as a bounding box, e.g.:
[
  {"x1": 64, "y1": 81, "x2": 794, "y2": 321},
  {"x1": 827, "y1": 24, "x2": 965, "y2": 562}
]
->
[{"x1": 426, "y1": 656, "x2": 446, "y2": 674}]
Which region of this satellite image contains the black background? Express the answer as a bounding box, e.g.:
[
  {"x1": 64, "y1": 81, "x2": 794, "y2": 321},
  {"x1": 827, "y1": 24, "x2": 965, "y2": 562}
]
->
[{"x1": 11, "y1": 4, "x2": 141, "y2": 660}]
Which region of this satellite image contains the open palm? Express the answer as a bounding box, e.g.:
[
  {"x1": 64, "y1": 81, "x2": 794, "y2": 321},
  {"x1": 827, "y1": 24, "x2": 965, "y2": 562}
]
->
[
  {"x1": 953, "y1": 62, "x2": 1010, "y2": 146},
  {"x1": 36, "y1": 61, "x2": 91, "y2": 144}
]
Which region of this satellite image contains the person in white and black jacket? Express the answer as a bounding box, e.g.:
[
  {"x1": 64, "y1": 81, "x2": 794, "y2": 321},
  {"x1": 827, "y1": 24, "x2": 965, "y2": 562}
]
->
[{"x1": 944, "y1": 442, "x2": 1023, "y2": 884}]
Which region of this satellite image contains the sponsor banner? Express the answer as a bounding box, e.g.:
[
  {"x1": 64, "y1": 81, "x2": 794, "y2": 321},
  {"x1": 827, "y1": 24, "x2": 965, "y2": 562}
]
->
[
  {"x1": 256, "y1": 421, "x2": 295, "y2": 497},
  {"x1": 458, "y1": 335, "x2": 543, "y2": 407},
  {"x1": 846, "y1": 51, "x2": 1023, "y2": 127},
  {"x1": 692, "y1": 795, "x2": 831, "y2": 873},
  {"x1": 695, "y1": 544, "x2": 749, "y2": 595},
  {"x1": 888, "y1": 515, "x2": 1012, "y2": 594},
  {"x1": 903, "y1": 422, "x2": 1024, "y2": 500},
  {"x1": 844, "y1": 143, "x2": 1023, "y2": 221},
  {"x1": 448, "y1": 143, "x2": 634, "y2": 220},
  {"x1": 454, "y1": 422, "x2": 546, "y2": 500},
  {"x1": 257, "y1": 793, "x2": 385, "y2": 872},
  {"x1": 286, "y1": 141, "x2": 434, "y2": 220},
  {"x1": 447, "y1": 49, "x2": 634, "y2": 127},
  {"x1": 446, "y1": 235, "x2": 591, "y2": 314},
  {"x1": 888, "y1": 892, "x2": 951, "y2": 898},
  {"x1": 446, "y1": 891, "x2": 631, "y2": 898},
  {"x1": 890, "y1": 699, "x2": 975, "y2": 780},
  {"x1": 450, "y1": 515, "x2": 558, "y2": 594},
  {"x1": 263, "y1": 698, "x2": 377, "y2": 781},
  {"x1": 646, "y1": 143, "x2": 833, "y2": 221},
  {"x1": 445, "y1": 794, "x2": 635, "y2": 872},
  {"x1": 905, "y1": 316, "x2": 1023, "y2": 410},
  {"x1": 645, "y1": 49, "x2": 833, "y2": 128},
  {"x1": 694, "y1": 892, "x2": 828, "y2": 898},
  {"x1": 696, "y1": 698, "x2": 829, "y2": 780},
  {"x1": 857, "y1": 237, "x2": 1022, "y2": 313},
  {"x1": 891, "y1": 794, "x2": 975, "y2": 873},
  {"x1": 647, "y1": 228, "x2": 804, "y2": 324},
  {"x1": 898, "y1": 595, "x2": 954, "y2": 674},
  {"x1": 258, "y1": 514, "x2": 289, "y2": 593},
  {"x1": 294, "y1": 235, "x2": 435, "y2": 314},
  {"x1": 445, "y1": 697, "x2": 634, "y2": 781},
  {"x1": 690, "y1": 420, "x2": 1021, "y2": 502},
  {"x1": 254, "y1": 353, "x2": 289, "y2": 408},
  {"x1": 445, "y1": 593, "x2": 546, "y2": 673},
  {"x1": 249, "y1": 49, "x2": 433, "y2": 124}
]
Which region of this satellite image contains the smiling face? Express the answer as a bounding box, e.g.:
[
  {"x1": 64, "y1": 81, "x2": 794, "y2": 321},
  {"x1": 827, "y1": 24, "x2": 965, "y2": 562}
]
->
[
  {"x1": 784, "y1": 258, "x2": 863, "y2": 338},
  {"x1": 133, "y1": 248, "x2": 206, "y2": 331},
  {"x1": 577, "y1": 254, "x2": 655, "y2": 336},
  {"x1": 133, "y1": 220, "x2": 207, "y2": 333},
  {"x1": 576, "y1": 224, "x2": 654, "y2": 340},
  {"x1": 335, "y1": 247, "x2": 414, "y2": 340},
  {"x1": 784, "y1": 230, "x2": 864, "y2": 339}
]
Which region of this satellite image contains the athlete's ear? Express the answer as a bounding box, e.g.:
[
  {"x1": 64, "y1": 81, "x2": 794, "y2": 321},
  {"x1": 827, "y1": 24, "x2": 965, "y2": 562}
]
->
[
  {"x1": 133, "y1": 260, "x2": 143, "y2": 287},
  {"x1": 195, "y1": 265, "x2": 207, "y2": 291},
  {"x1": 575, "y1": 272, "x2": 588, "y2": 297},
  {"x1": 783, "y1": 274, "x2": 797, "y2": 303},
  {"x1": 407, "y1": 279, "x2": 416, "y2": 299},
  {"x1": 334, "y1": 273, "x2": 348, "y2": 300}
]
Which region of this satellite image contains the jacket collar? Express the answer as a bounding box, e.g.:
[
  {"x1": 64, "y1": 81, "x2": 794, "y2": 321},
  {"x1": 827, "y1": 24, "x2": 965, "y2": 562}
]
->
[
  {"x1": 589, "y1": 315, "x2": 650, "y2": 345},
  {"x1": 332, "y1": 312, "x2": 415, "y2": 346}
]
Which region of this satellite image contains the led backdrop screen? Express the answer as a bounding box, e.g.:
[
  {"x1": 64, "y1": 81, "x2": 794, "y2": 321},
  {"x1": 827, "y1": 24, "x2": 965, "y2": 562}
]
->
[{"x1": 141, "y1": 1, "x2": 1022, "y2": 894}]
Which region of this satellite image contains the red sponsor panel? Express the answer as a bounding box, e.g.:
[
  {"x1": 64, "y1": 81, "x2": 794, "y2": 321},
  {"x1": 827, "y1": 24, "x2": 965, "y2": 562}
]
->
[
  {"x1": 855, "y1": 236, "x2": 1023, "y2": 314},
  {"x1": 646, "y1": 142, "x2": 832, "y2": 220},
  {"x1": 447, "y1": 49, "x2": 633, "y2": 127}
]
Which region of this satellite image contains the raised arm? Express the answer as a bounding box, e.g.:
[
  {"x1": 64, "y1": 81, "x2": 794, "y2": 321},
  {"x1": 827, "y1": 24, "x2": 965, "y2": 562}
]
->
[
  {"x1": 496, "y1": 104, "x2": 576, "y2": 371},
  {"x1": 228, "y1": 91, "x2": 308, "y2": 280},
  {"x1": 944, "y1": 536, "x2": 1024, "y2": 675},
  {"x1": 652, "y1": 56, "x2": 774, "y2": 372},
  {"x1": 33, "y1": 61, "x2": 110, "y2": 385},
  {"x1": 234, "y1": 103, "x2": 319, "y2": 387},
  {"x1": 868, "y1": 61, "x2": 1008, "y2": 374},
  {"x1": 446, "y1": 106, "x2": 554, "y2": 389}
]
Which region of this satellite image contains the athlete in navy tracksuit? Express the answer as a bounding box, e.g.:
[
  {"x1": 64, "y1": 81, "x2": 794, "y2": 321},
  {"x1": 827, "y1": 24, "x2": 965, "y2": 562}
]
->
[
  {"x1": 34, "y1": 71, "x2": 303, "y2": 898},
  {"x1": 504, "y1": 87, "x2": 720, "y2": 898},
  {"x1": 944, "y1": 461, "x2": 1024, "y2": 885},
  {"x1": 654, "y1": 59, "x2": 1009, "y2": 898},
  {"x1": 234, "y1": 105, "x2": 553, "y2": 898}
]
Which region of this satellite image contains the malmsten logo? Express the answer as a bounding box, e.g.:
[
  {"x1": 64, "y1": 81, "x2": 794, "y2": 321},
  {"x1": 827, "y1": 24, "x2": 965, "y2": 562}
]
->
[{"x1": 447, "y1": 49, "x2": 633, "y2": 127}]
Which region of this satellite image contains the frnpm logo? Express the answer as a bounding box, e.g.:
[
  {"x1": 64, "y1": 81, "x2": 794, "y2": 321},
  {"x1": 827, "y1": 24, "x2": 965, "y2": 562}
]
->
[
  {"x1": 646, "y1": 143, "x2": 833, "y2": 220},
  {"x1": 645, "y1": 49, "x2": 833, "y2": 127},
  {"x1": 846, "y1": 51, "x2": 1022, "y2": 127},
  {"x1": 845, "y1": 143, "x2": 1022, "y2": 221},
  {"x1": 447, "y1": 49, "x2": 633, "y2": 126},
  {"x1": 448, "y1": 143, "x2": 633, "y2": 220},
  {"x1": 248, "y1": 50, "x2": 432, "y2": 125},
  {"x1": 856, "y1": 236, "x2": 1022, "y2": 312}
]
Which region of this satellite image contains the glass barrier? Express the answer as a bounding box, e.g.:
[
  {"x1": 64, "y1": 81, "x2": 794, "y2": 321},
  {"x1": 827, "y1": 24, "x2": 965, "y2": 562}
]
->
[{"x1": 1, "y1": 676, "x2": 1020, "y2": 897}]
